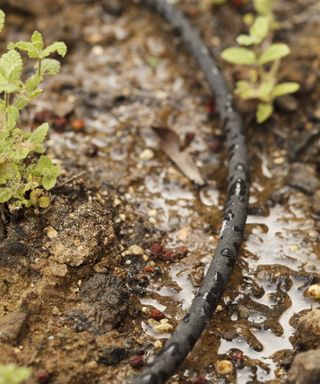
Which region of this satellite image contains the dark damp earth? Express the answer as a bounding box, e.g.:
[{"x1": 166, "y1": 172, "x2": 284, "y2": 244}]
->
[{"x1": 0, "y1": 0, "x2": 320, "y2": 383}]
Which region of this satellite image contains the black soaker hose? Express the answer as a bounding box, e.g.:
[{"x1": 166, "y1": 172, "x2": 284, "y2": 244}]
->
[{"x1": 128, "y1": 1, "x2": 250, "y2": 383}]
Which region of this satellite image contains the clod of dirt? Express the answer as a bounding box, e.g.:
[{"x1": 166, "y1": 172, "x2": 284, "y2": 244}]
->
[
  {"x1": 68, "y1": 273, "x2": 129, "y2": 334},
  {"x1": 98, "y1": 346, "x2": 128, "y2": 366},
  {"x1": 294, "y1": 309, "x2": 320, "y2": 349},
  {"x1": 287, "y1": 349, "x2": 320, "y2": 384},
  {"x1": 6, "y1": 0, "x2": 64, "y2": 14},
  {"x1": 275, "y1": 95, "x2": 298, "y2": 113},
  {"x1": 0, "y1": 312, "x2": 27, "y2": 344},
  {"x1": 0, "y1": 240, "x2": 31, "y2": 268},
  {"x1": 287, "y1": 163, "x2": 320, "y2": 194},
  {"x1": 43, "y1": 262, "x2": 68, "y2": 278},
  {"x1": 47, "y1": 201, "x2": 115, "y2": 267},
  {"x1": 312, "y1": 190, "x2": 320, "y2": 214}
]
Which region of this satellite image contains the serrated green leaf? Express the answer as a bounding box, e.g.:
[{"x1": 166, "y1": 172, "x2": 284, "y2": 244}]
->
[
  {"x1": 6, "y1": 106, "x2": 19, "y2": 131},
  {"x1": 0, "y1": 364, "x2": 31, "y2": 384},
  {"x1": 256, "y1": 102, "x2": 273, "y2": 123},
  {"x1": 250, "y1": 16, "x2": 270, "y2": 42},
  {"x1": 0, "y1": 187, "x2": 12, "y2": 203},
  {"x1": 0, "y1": 162, "x2": 18, "y2": 184},
  {"x1": 29, "y1": 123, "x2": 48, "y2": 147},
  {"x1": 41, "y1": 42, "x2": 67, "y2": 58},
  {"x1": 221, "y1": 47, "x2": 257, "y2": 65},
  {"x1": 272, "y1": 82, "x2": 300, "y2": 98},
  {"x1": 0, "y1": 10, "x2": 5, "y2": 33},
  {"x1": 39, "y1": 59, "x2": 61, "y2": 76},
  {"x1": 0, "y1": 50, "x2": 23, "y2": 93},
  {"x1": 31, "y1": 31, "x2": 43, "y2": 51},
  {"x1": 25, "y1": 74, "x2": 42, "y2": 92},
  {"x1": 10, "y1": 146, "x2": 29, "y2": 161},
  {"x1": 259, "y1": 43, "x2": 290, "y2": 65},
  {"x1": 34, "y1": 155, "x2": 60, "y2": 190},
  {"x1": 8, "y1": 41, "x2": 39, "y2": 59}
]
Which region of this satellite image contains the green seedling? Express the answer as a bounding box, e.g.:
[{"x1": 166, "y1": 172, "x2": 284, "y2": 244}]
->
[
  {"x1": 0, "y1": 9, "x2": 67, "y2": 209},
  {"x1": 212, "y1": 0, "x2": 228, "y2": 4},
  {"x1": 221, "y1": 0, "x2": 299, "y2": 123},
  {"x1": 0, "y1": 364, "x2": 30, "y2": 384}
]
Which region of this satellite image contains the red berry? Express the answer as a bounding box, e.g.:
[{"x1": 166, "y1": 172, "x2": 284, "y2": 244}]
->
[
  {"x1": 72, "y1": 118, "x2": 85, "y2": 131},
  {"x1": 150, "y1": 243, "x2": 164, "y2": 259},
  {"x1": 35, "y1": 369, "x2": 49, "y2": 383},
  {"x1": 129, "y1": 355, "x2": 144, "y2": 368},
  {"x1": 150, "y1": 308, "x2": 166, "y2": 321},
  {"x1": 53, "y1": 116, "x2": 67, "y2": 131},
  {"x1": 144, "y1": 265, "x2": 155, "y2": 273},
  {"x1": 192, "y1": 376, "x2": 207, "y2": 384}
]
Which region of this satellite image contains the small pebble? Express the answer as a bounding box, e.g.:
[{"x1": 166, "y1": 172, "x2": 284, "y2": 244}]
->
[
  {"x1": 153, "y1": 319, "x2": 173, "y2": 333},
  {"x1": 52, "y1": 306, "x2": 61, "y2": 316},
  {"x1": 154, "y1": 340, "x2": 163, "y2": 349},
  {"x1": 150, "y1": 308, "x2": 166, "y2": 321},
  {"x1": 129, "y1": 355, "x2": 144, "y2": 368},
  {"x1": 273, "y1": 157, "x2": 285, "y2": 165},
  {"x1": 46, "y1": 226, "x2": 58, "y2": 239},
  {"x1": 127, "y1": 245, "x2": 144, "y2": 256},
  {"x1": 113, "y1": 198, "x2": 122, "y2": 207},
  {"x1": 215, "y1": 360, "x2": 234, "y2": 375},
  {"x1": 43, "y1": 263, "x2": 68, "y2": 278},
  {"x1": 35, "y1": 369, "x2": 49, "y2": 384},
  {"x1": 305, "y1": 284, "x2": 320, "y2": 299},
  {"x1": 72, "y1": 118, "x2": 85, "y2": 131},
  {"x1": 191, "y1": 376, "x2": 207, "y2": 384},
  {"x1": 139, "y1": 149, "x2": 154, "y2": 161}
]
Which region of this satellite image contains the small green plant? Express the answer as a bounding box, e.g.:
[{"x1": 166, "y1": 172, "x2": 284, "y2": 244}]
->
[
  {"x1": 212, "y1": 0, "x2": 228, "y2": 4},
  {"x1": 221, "y1": 0, "x2": 299, "y2": 123},
  {"x1": 0, "y1": 364, "x2": 30, "y2": 384},
  {"x1": 0, "y1": 9, "x2": 67, "y2": 209}
]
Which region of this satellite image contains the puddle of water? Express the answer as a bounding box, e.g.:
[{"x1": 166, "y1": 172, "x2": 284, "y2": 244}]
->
[{"x1": 246, "y1": 204, "x2": 318, "y2": 272}]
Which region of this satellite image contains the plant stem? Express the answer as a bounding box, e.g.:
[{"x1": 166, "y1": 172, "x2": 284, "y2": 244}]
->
[
  {"x1": 37, "y1": 59, "x2": 42, "y2": 76},
  {"x1": 4, "y1": 92, "x2": 9, "y2": 129}
]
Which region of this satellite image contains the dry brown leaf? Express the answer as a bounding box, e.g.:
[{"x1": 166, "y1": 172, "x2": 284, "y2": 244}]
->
[{"x1": 152, "y1": 127, "x2": 205, "y2": 186}]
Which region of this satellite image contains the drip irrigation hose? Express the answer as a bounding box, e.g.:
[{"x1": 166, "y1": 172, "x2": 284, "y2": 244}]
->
[{"x1": 128, "y1": 1, "x2": 250, "y2": 383}]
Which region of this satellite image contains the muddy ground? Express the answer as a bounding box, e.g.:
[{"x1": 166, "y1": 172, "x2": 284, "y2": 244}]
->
[{"x1": 0, "y1": 0, "x2": 320, "y2": 383}]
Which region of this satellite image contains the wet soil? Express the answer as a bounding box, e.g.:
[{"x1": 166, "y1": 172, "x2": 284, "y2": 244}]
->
[{"x1": 0, "y1": 0, "x2": 320, "y2": 383}]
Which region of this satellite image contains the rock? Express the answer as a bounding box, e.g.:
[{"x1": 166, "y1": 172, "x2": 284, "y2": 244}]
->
[
  {"x1": 215, "y1": 359, "x2": 234, "y2": 375},
  {"x1": 287, "y1": 163, "x2": 320, "y2": 194},
  {"x1": 48, "y1": 202, "x2": 115, "y2": 267},
  {"x1": 295, "y1": 309, "x2": 320, "y2": 349},
  {"x1": 101, "y1": 0, "x2": 123, "y2": 15},
  {"x1": 276, "y1": 95, "x2": 298, "y2": 113},
  {"x1": 46, "y1": 226, "x2": 58, "y2": 239},
  {"x1": 139, "y1": 149, "x2": 154, "y2": 161},
  {"x1": 98, "y1": 346, "x2": 128, "y2": 365},
  {"x1": 0, "y1": 312, "x2": 27, "y2": 343},
  {"x1": 68, "y1": 273, "x2": 129, "y2": 334},
  {"x1": 312, "y1": 190, "x2": 320, "y2": 214},
  {"x1": 127, "y1": 245, "x2": 144, "y2": 256},
  {"x1": 305, "y1": 284, "x2": 320, "y2": 300},
  {"x1": 311, "y1": 103, "x2": 320, "y2": 121},
  {"x1": 0, "y1": 240, "x2": 30, "y2": 268},
  {"x1": 6, "y1": 0, "x2": 64, "y2": 14},
  {"x1": 287, "y1": 349, "x2": 320, "y2": 384},
  {"x1": 43, "y1": 263, "x2": 68, "y2": 278}
]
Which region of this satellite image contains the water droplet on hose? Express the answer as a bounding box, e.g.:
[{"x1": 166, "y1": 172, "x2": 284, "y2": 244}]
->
[{"x1": 221, "y1": 248, "x2": 233, "y2": 258}]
